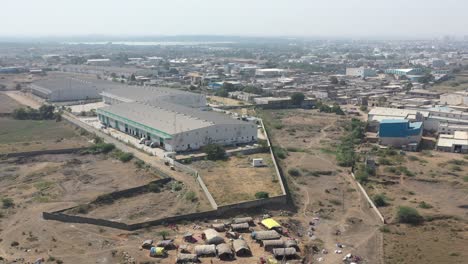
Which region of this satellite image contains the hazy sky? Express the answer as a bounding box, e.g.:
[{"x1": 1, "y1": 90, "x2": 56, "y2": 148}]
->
[{"x1": 2, "y1": 0, "x2": 466, "y2": 38}]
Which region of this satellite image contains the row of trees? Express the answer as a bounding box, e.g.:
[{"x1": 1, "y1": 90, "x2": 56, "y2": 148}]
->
[
  {"x1": 336, "y1": 118, "x2": 366, "y2": 167},
  {"x1": 12, "y1": 105, "x2": 60, "y2": 121}
]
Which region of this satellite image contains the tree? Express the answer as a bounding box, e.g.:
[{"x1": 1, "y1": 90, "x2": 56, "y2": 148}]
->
[
  {"x1": 130, "y1": 74, "x2": 136, "y2": 81},
  {"x1": 397, "y1": 206, "x2": 424, "y2": 225},
  {"x1": 215, "y1": 88, "x2": 229, "y2": 97},
  {"x1": 373, "y1": 194, "x2": 389, "y2": 207},
  {"x1": 222, "y1": 82, "x2": 237, "y2": 92},
  {"x1": 2, "y1": 197, "x2": 14, "y2": 208},
  {"x1": 203, "y1": 144, "x2": 226, "y2": 160},
  {"x1": 290, "y1": 92, "x2": 305, "y2": 105},
  {"x1": 419, "y1": 74, "x2": 434, "y2": 84},
  {"x1": 339, "y1": 79, "x2": 346, "y2": 86},
  {"x1": 38, "y1": 105, "x2": 55, "y2": 119},
  {"x1": 255, "y1": 192, "x2": 269, "y2": 199},
  {"x1": 15, "y1": 83, "x2": 22, "y2": 90},
  {"x1": 329, "y1": 76, "x2": 339, "y2": 84}
]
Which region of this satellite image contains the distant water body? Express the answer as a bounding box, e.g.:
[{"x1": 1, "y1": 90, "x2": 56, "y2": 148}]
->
[{"x1": 64, "y1": 41, "x2": 235, "y2": 46}]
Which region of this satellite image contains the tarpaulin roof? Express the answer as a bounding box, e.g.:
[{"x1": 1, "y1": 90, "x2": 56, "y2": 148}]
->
[{"x1": 261, "y1": 218, "x2": 281, "y2": 230}]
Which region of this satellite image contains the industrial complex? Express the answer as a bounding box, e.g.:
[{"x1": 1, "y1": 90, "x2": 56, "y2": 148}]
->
[{"x1": 97, "y1": 86, "x2": 257, "y2": 152}]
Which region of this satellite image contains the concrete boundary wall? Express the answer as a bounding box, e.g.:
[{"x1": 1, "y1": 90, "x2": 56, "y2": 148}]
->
[
  {"x1": 1, "y1": 147, "x2": 88, "y2": 158},
  {"x1": 196, "y1": 173, "x2": 218, "y2": 209},
  {"x1": 351, "y1": 172, "x2": 386, "y2": 223}
]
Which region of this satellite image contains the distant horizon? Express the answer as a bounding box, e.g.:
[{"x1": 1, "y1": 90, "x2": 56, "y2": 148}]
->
[
  {"x1": 0, "y1": 34, "x2": 466, "y2": 43},
  {"x1": 2, "y1": 0, "x2": 467, "y2": 40}
]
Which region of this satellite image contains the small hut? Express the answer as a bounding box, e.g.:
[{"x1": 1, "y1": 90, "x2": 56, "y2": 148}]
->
[
  {"x1": 262, "y1": 239, "x2": 285, "y2": 252},
  {"x1": 183, "y1": 232, "x2": 196, "y2": 243},
  {"x1": 203, "y1": 228, "x2": 224, "y2": 245},
  {"x1": 194, "y1": 244, "x2": 216, "y2": 257},
  {"x1": 149, "y1": 247, "x2": 167, "y2": 257},
  {"x1": 141, "y1": 239, "x2": 153, "y2": 250},
  {"x1": 285, "y1": 239, "x2": 299, "y2": 251},
  {"x1": 156, "y1": 239, "x2": 176, "y2": 250},
  {"x1": 176, "y1": 253, "x2": 198, "y2": 264},
  {"x1": 212, "y1": 223, "x2": 226, "y2": 232},
  {"x1": 233, "y1": 239, "x2": 251, "y2": 257},
  {"x1": 251, "y1": 230, "x2": 281, "y2": 241},
  {"x1": 232, "y1": 217, "x2": 254, "y2": 225},
  {"x1": 272, "y1": 248, "x2": 297, "y2": 259},
  {"x1": 216, "y1": 243, "x2": 234, "y2": 260},
  {"x1": 231, "y1": 223, "x2": 250, "y2": 232}
]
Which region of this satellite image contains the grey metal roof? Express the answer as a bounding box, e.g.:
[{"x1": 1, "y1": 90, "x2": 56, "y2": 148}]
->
[
  {"x1": 99, "y1": 100, "x2": 248, "y2": 135},
  {"x1": 32, "y1": 77, "x2": 122, "y2": 93},
  {"x1": 101, "y1": 85, "x2": 205, "y2": 104}
]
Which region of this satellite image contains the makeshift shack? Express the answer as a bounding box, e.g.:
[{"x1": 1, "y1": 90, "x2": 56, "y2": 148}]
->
[
  {"x1": 203, "y1": 228, "x2": 224, "y2": 245},
  {"x1": 183, "y1": 232, "x2": 196, "y2": 243},
  {"x1": 231, "y1": 222, "x2": 250, "y2": 232},
  {"x1": 195, "y1": 244, "x2": 217, "y2": 257},
  {"x1": 149, "y1": 247, "x2": 167, "y2": 257},
  {"x1": 272, "y1": 248, "x2": 297, "y2": 259},
  {"x1": 216, "y1": 243, "x2": 234, "y2": 260},
  {"x1": 232, "y1": 217, "x2": 254, "y2": 225},
  {"x1": 262, "y1": 239, "x2": 285, "y2": 252},
  {"x1": 251, "y1": 230, "x2": 281, "y2": 241},
  {"x1": 233, "y1": 239, "x2": 251, "y2": 257},
  {"x1": 156, "y1": 240, "x2": 176, "y2": 250},
  {"x1": 212, "y1": 223, "x2": 226, "y2": 232},
  {"x1": 141, "y1": 239, "x2": 153, "y2": 250},
  {"x1": 285, "y1": 239, "x2": 299, "y2": 251},
  {"x1": 176, "y1": 253, "x2": 198, "y2": 264}
]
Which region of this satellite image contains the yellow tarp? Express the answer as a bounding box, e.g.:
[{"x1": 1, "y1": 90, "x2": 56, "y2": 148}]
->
[
  {"x1": 261, "y1": 218, "x2": 281, "y2": 230},
  {"x1": 267, "y1": 258, "x2": 279, "y2": 264}
]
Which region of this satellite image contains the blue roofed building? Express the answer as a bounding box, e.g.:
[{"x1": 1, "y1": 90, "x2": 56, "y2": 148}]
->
[{"x1": 378, "y1": 119, "x2": 423, "y2": 150}]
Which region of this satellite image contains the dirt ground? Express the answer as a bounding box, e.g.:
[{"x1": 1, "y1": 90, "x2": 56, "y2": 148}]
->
[
  {"x1": 0, "y1": 92, "x2": 22, "y2": 113},
  {"x1": 259, "y1": 109, "x2": 384, "y2": 264},
  {"x1": 191, "y1": 153, "x2": 283, "y2": 205},
  {"x1": 66, "y1": 182, "x2": 211, "y2": 224},
  {"x1": 361, "y1": 149, "x2": 468, "y2": 263}
]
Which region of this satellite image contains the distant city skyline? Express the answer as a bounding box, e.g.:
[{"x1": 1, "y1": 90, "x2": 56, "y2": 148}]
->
[{"x1": 2, "y1": 0, "x2": 467, "y2": 39}]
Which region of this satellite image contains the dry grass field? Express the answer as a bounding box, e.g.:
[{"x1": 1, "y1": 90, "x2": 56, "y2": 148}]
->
[
  {"x1": 192, "y1": 152, "x2": 283, "y2": 205},
  {"x1": 0, "y1": 117, "x2": 89, "y2": 154},
  {"x1": 0, "y1": 92, "x2": 22, "y2": 113},
  {"x1": 259, "y1": 109, "x2": 384, "y2": 264},
  {"x1": 360, "y1": 148, "x2": 468, "y2": 264},
  {"x1": 429, "y1": 71, "x2": 468, "y2": 93}
]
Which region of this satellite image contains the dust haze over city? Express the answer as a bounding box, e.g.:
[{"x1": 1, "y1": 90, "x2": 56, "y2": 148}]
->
[{"x1": 0, "y1": 1, "x2": 467, "y2": 264}]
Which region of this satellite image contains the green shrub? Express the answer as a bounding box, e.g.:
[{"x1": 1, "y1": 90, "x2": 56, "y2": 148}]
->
[
  {"x1": 75, "y1": 204, "x2": 91, "y2": 214},
  {"x1": 2, "y1": 198, "x2": 14, "y2": 208},
  {"x1": 463, "y1": 176, "x2": 468, "y2": 182},
  {"x1": 185, "y1": 191, "x2": 197, "y2": 202},
  {"x1": 203, "y1": 144, "x2": 226, "y2": 160},
  {"x1": 373, "y1": 194, "x2": 389, "y2": 207},
  {"x1": 117, "y1": 152, "x2": 134, "y2": 162},
  {"x1": 288, "y1": 168, "x2": 301, "y2": 177},
  {"x1": 397, "y1": 206, "x2": 424, "y2": 225},
  {"x1": 418, "y1": 201, "x2": 433, "y2": 209},
  {"x1": 171, "y1": 181, "x2": 183, "y2": 191},
  {"x1": 147, "y1": 183, "x2": 162, "y2": 193},
  {"x1": 273, "y1": 147, "x2": 287, "y2": 159},
  {"x1": 379, "y1": 226, "x2": 390, "y2": 233},
  {"x1": 378, "y1": 157, "x2": 392, "y2": 165},
  {"x1": 329, "y1": 199, "x2": 342, "y2": 206},
  {"x1": 134, "y1": 159, "x2": 145, "y2": 168},
  {"x1": 255, "y1": 191, "x2": 269, "y2": 199},
  {"x1": 95, "y1": 194, "x2": 114, "y2": 204}
]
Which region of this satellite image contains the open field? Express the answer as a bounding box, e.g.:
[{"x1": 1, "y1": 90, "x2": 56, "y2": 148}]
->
[
  {"x1": 259, "y1": 109, "x2": 384, "y2": 264},
  {"x1": 0, "y1": 117, "x2": 89, "y2": 154},
  {"x1": 0, "y1": 92, "x2": 22, "y2": 113},
  {"x1": 359, "y1": 148, "x2": 468, "y2": 263},
  {"x1": 429, "y1": 71, "x2": 468, "y2": 93},
  {"x1": 192, "y1": 153, "x2": 283, "y2": 205}
]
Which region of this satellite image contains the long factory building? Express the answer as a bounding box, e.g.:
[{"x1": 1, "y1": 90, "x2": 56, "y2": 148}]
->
[{"x1": 97, "y1": 86, "x2": 257, "y2": 152}]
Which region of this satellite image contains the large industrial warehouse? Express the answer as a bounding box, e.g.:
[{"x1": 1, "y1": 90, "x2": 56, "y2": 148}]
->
[
  {"x1": 30, "y1": 76, "x2": 120, "y2": 102},
  {"x1": 97, "y1": 86, "x2": 257, "y2": 152}
]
